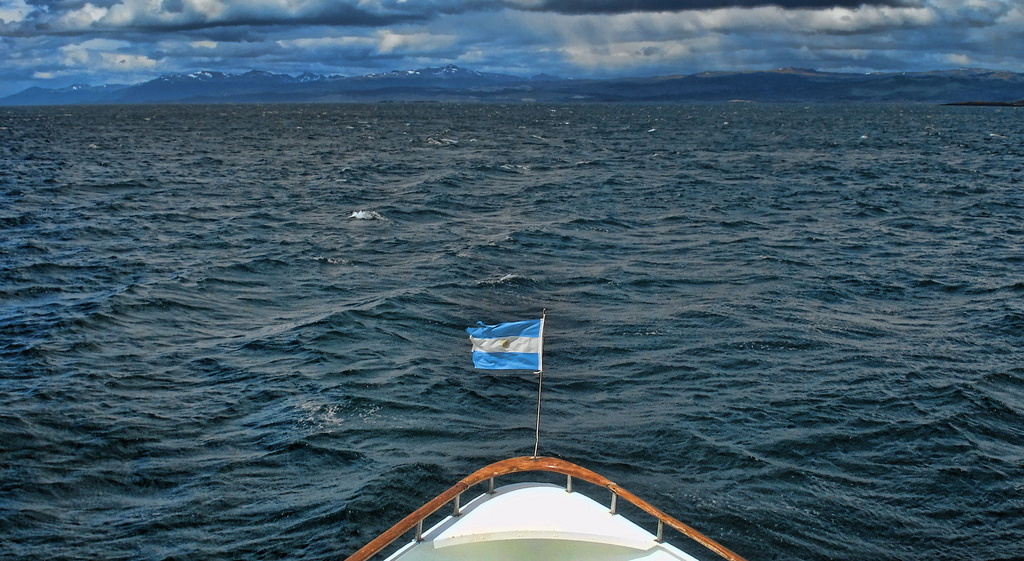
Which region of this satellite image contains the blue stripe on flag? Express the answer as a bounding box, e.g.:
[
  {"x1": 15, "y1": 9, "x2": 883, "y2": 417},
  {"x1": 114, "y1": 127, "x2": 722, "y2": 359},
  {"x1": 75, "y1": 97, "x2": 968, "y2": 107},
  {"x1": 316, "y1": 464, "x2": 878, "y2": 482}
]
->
[
  {"x1": 470, "y1": 351, "x2": 540, "y2": 371},
  {"x1": 466, "y1": 319, "x2": 542, "y2": 339}
]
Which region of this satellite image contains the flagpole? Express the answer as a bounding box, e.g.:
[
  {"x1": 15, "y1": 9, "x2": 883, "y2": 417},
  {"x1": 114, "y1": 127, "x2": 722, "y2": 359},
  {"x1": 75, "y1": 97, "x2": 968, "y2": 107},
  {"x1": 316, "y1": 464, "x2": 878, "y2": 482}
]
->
[
  {"x1": 532, "y1": 310, "x2": 546, "y2": 458},
  {"x1": 533, "y1": 369, "x2": 543, "y2": 458}
]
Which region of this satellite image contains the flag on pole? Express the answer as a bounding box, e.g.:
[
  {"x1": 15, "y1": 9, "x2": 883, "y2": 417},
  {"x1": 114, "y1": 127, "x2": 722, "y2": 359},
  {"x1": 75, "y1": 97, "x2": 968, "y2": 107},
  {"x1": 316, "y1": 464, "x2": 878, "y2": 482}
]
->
[{"x1": 467, "y1": 318, "x2": 544, "y2": 371}]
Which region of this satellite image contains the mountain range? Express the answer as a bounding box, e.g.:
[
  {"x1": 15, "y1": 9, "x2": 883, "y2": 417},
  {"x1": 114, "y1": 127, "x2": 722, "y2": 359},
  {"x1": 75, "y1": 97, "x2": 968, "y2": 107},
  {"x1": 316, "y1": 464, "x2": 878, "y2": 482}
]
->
[{"x1": 3, "y1": 65, "x2": 1023, "y2": 105}]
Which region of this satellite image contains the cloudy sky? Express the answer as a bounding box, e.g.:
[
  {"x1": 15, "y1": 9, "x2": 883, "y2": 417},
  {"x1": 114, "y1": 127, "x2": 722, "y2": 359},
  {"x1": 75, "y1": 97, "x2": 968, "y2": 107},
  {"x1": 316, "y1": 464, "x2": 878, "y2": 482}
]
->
[{"x1": 1, "y1": 0, "x2": 1022, "y2": 97}]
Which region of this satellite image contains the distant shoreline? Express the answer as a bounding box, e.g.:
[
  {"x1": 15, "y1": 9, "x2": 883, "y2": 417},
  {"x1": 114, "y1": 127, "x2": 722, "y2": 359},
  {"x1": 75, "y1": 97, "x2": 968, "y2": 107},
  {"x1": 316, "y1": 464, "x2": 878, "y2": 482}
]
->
[
  {"x1": 944, "y1": 100, "x2": 1024, "y2": 107},
  {"x1": 4, "y1": 66, "x2": 1024, "y2": 106}
]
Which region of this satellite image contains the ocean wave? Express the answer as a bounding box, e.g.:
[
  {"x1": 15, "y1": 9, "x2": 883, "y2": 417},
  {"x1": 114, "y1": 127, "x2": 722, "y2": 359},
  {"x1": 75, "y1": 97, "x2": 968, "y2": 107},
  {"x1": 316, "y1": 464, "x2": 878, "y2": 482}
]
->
[
  {"x1": 348, "y1": 209, "x2": 386, "y2": 220},
  {"x1": 475, "y1": 272, "x2": 533, "y2": 286}
]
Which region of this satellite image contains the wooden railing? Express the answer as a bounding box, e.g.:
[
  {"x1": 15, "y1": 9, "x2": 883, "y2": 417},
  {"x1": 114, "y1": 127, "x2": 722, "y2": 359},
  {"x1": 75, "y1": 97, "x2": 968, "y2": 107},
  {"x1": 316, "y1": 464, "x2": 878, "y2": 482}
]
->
[{"x1": 344, "y1": 456, "x2": 748, "y2": 561}]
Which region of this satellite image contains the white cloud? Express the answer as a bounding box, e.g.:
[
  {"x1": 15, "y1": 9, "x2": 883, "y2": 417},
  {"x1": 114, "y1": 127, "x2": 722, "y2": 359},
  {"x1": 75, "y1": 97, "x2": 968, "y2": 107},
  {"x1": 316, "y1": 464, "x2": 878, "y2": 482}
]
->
[
  {"x1": 59, "y1": 38, "x2": 158, "y2": 71},
  {"x1": 59, "y1": 38, "x2": 120, "y2": 65},
  {"x1": 375, "y1": 30, "x2": 456, "y2": 54},
  {"x1": 0, "y1": 0, "x2": 31, "y2": 24},
  {"x1": 100, "y1": 0, "x2": 221, "y2": 27},
  {"x1": 276, "y1": 34, "x2": 376, "y2": 53},
  {"x1": 102, "y1": 51, "x2": 158, "y2": 70},
  {"x1": 527, "y1": 5, "x2": 940, "y2": 42},
  {"x1": 52, "y1": 2, "x2": 110, "y2": 30},
  {"x1": 506, "y1": 4, "x2": 961, "y2": 74},
  {"x1": 101, "y1": 0, "x2": 162, "y2": 27},
  {"x1": 563, "y1": 37, "x2": 720, "y2": 70},
  {"x1": 944, "y1": 53, "x2": 972, "y2": 66}
]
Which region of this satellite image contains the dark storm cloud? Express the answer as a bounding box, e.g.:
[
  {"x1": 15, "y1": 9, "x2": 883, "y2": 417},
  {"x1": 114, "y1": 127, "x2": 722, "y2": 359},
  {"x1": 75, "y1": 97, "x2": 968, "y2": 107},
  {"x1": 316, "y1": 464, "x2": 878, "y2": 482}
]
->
[
  {"x1": 5, "y1": 2, "x2": 422, "y2": 35},
  {"x1": 514, "y1": 0, "x2": 921, "y2": 12}
]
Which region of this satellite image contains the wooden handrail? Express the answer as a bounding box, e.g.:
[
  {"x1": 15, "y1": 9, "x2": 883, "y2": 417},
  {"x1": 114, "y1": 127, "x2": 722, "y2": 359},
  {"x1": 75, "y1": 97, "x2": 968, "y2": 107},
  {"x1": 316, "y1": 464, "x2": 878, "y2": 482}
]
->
[{"x1": 344, "y1": 456, "x2": 748, "y2": 561}]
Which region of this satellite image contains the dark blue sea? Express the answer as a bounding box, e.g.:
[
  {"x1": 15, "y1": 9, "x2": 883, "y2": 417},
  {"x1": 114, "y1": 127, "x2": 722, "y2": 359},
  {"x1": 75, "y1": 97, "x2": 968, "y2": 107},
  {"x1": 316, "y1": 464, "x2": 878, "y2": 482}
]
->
[{"x1": 2, "y1": 103, "x2": 1022, "y2": 561}]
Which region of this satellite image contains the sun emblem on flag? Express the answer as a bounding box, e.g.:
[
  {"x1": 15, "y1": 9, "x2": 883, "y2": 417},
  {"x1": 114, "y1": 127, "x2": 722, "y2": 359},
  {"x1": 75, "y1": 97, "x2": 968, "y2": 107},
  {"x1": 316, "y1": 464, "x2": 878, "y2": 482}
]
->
[{"x1": 499, "y1": 339, "x2": 511, "y2": 349}]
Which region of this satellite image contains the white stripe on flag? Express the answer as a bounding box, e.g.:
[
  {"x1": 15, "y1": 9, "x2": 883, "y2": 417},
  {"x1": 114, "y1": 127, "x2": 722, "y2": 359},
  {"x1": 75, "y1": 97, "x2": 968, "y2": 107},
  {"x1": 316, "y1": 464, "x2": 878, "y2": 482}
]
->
[{"x1": 469, "y1": 335, "x2": 540, "y2": 354}]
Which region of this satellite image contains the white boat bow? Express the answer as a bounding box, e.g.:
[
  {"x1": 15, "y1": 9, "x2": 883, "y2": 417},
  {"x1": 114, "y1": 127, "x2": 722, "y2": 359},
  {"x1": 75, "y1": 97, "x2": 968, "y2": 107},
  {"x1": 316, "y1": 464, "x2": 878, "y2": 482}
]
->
[{"x1": 345, "y1": 456, "x2": 747, "y2": 561}]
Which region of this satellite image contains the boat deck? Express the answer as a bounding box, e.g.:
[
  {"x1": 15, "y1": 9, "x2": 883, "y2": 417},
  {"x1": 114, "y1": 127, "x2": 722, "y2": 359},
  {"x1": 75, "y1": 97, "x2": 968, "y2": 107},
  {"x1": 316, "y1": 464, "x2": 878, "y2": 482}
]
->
[
  {"x1": 345, "y1": 457, "x2": 746, "y2": 561},
  {"x1": 385, "y1": 482, "x2": 700, "y2": 561}
]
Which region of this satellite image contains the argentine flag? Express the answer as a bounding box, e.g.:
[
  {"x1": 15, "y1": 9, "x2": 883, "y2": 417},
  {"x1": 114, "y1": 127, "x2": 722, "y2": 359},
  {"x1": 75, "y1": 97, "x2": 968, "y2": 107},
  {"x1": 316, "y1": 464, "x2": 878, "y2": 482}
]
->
[{"x1": 467, "y1": 318, "x2": 544, "y2": 371}]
